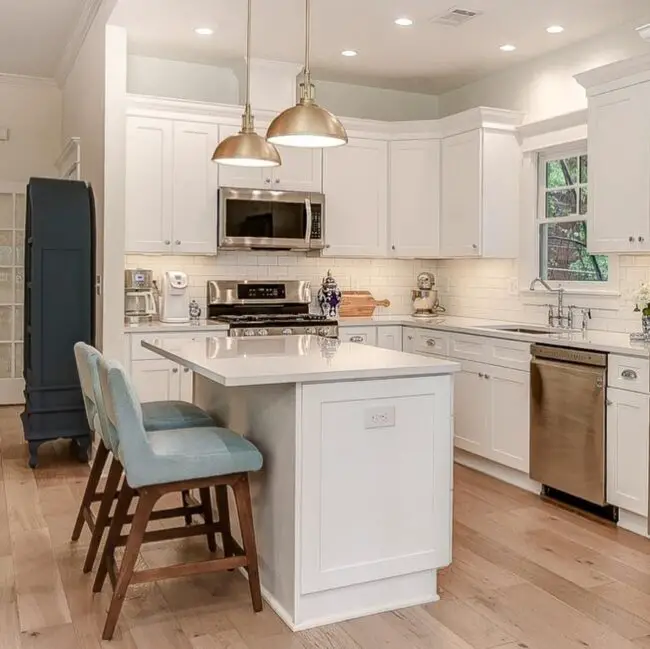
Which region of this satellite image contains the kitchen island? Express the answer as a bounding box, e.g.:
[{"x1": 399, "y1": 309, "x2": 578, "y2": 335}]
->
[{"x1": 142, "y1": 335, "x2": 459, "y2": 630}]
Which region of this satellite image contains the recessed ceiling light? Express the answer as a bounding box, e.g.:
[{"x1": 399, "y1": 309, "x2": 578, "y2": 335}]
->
[
  {"x1": 500, "y1": 44, "x2": 516, "y2": 52},
  {"x1": 395, "y1": 17, "x2": 414, "y2": 27},
  {"x1": 341, "y1": 49, "x2": 358, "y2": 57},
  {"x1": 194, "y1": 27, "x2": 214, "y2": 36},
  {"x1": 546, "y1": 25, "x2": 564, "y2": 34}
]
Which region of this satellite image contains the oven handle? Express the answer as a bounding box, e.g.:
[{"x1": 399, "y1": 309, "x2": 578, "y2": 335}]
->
[{"x1": 305, "y1": 198, "x2": 312, "y2": 247}]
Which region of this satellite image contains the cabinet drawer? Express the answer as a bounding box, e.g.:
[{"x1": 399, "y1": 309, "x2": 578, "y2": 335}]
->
[
  {"x1": 609, "y1": 355, "x2": 650, "y2": 394},
  {"x1": 449, "y1": 333, "x2": 487, "y2": 362},
  {"x1": 129, "y1": 331, "x2": 221, "y2": 361},
  {"x1": 488, "y1": 338, "x2": 531, "y2": 372},
  {"x1": 339, "y1": 326, "x2": 378, "y2": 346},
  {"x1": 411, "y1": 329, "x2": 450, "y2": 357}
]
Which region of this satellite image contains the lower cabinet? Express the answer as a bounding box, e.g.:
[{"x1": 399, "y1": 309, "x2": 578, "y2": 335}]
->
[
  {"x1": 376, "y1": 326, "x2": 403, "y2": 351},
  {"x1": 607, "y1": 388, "x2": 649, "y2": 516},
  {"x1": 339, "y1": 326, "x2": 378, "y2": 346},
  {"x1": 454, "y1": 359, "x2": 530, "y2": 472}
]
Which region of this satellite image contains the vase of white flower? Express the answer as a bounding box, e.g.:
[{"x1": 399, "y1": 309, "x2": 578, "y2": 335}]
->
[{"x1": 634, "y1": 281, "x2": 650, "y2": 338}]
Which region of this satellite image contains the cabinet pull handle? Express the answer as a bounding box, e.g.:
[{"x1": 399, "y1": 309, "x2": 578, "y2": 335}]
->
[
  {"x1": 629, "y1": 236, "x2": 635, "y2": 243},
  {"x1": 391, "y1": 245, "x2": 396, "y2": 250},
  {"x1": 639, "y1": 236, "x2": 645, "y2": 243},
  {"x1": 621, "y1": 369, "x2": 638, "y2": 380},
  {"x1": 164, "y1": 240, "x2": 171, "y2": 245},
  {"x1": 172, "y1": 367, "x2": 179, "y2": 374},
  {"x1": 472, "y1": 244, "x2": 478, "y2": 250},
  {"x1": 274, "y1": 178, "x2": 280, "y2": 184},
  {"x1": 264, "y1": 178, "x2": 271, "y2": 184},
  {"x1": 175, "y1": 240, "x2": 181, "y2": 245},
  {"x1": 407, "y1": 335, "x2": 413, "y2": 340},
  {"x1": 478, "y1": 372, "x2": 484, "y2": 378},
  {"x1": 426, "y1": 339, "x2": 436, "y2": 347},
  {"x1": 485, "y1": 374, "x2": 490, "y2": 380},
  {"x1": 349, "y1": 335, "x2": 365, "y2": 343}
]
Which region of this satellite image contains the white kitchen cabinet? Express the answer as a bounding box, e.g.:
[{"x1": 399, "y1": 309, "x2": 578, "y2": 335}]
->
[
  {"x1": 172, "y1": 121, "x2": 219, "y2": 254},
  {"x1": 131, "y1": 359, "x2": 181, "y2": 403},
  {"x1": 125, "y1": 117, "x2": 174, "y2": 254},
  {"x1": 389, "y1": 140, "x2": 440, "y2": 258},
  {"x1": 339, "y1": 326, "x2": 378, "y2": 346},
  {"x1": 323, "y1": 138, "x2": 388, "y2": 257},
  {"x1": 487, "y1": 365, "x2": 530, "y2": 472},
  {"x1": 607, "y1": 388, "x2": 649, "y2": 516},
  {"x1": 376, "y1": 326, "x2": 403, "y2": 351},
  {"x1": 454, "y1": 360, "x2": 489, "y2": 455},
  {"x1": 403, "y1": 327, "x2": 450, "y2": 358},
  {"x1": 217, "y1": 125, "x2": 322, "y2": 192},
  {"x1": 125, "y1": 115, "x2": 219, "y2": 255},
  {"x1": 439, "y1": 128, "x2": 520, "y2": 258}
]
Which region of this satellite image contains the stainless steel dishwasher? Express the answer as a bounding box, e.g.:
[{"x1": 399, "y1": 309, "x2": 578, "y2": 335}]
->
[{"x1": 530, "y1": 344, "x2": 607, "y2": 506}]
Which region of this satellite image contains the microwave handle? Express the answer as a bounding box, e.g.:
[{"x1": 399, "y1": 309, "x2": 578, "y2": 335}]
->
[{"x1": 305, "y1": 198, "x2": 312, "y2": 246}]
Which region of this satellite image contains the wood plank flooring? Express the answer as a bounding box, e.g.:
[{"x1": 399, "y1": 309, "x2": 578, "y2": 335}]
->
[{"x1": 1, "y1": 404, "x2": 649, "y2": 648}]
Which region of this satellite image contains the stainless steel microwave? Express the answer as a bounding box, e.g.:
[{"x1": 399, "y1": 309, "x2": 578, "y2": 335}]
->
[{"x1": 218, "y1": 187, "x2": 325, "y2": 251}]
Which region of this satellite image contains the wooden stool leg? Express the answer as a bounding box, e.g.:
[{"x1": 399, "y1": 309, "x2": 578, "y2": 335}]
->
[
  {"x1": 181, "y1": 489, "x2": 192, "y2": 525},
  {"x1": 232, "y1": 475, "x2": 262, "y2": 612},
  {"x1": 102, "y1": 489, "x2": 158, "y2": 641},
  {"x1": 199, "y1": 487, "x2": 217, "y2": 552},
  {"x1": 93, "y1": 483, "x2": 134, "y2": 594},
  {"x1": 215, "y1": 485, "x2": 235, "y2": 559},
  {"x1": 82, "y1": 456, "x2": 123, "y2": 573},
  {"x1": 71, "y1": 441, "x2": 109, "y2": 541}
]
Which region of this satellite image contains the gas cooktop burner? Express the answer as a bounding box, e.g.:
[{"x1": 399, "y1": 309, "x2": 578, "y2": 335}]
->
[{"x1": 212, "y1": 314, "x2": 334, "y2": 324}]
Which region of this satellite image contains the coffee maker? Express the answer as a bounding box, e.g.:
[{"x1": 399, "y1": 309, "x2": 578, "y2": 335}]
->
[
  {"x1": 160, "y1": 271, "x2": 190, "y2": 323},
  {"x1": 124, "y1": 269, "x2": 157, "y2": 324}
]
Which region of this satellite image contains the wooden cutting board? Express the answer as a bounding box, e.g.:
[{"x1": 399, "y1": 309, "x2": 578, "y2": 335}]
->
[{"x1": 339, "y1": 291, "x2": 391, "y2": 318}]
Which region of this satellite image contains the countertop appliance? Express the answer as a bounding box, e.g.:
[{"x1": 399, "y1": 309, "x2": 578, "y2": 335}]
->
[
  {"x1": 411, "y1": 272, "x2": 445, "y2": 318},
  {"x1": 207, "y1": 280, "x2": 338, "y2": 338},
  {"x1": 218, "y1": 187, "x2": 325, "y2": 251},
  {"x1": 124, "y1": 269, "x2": 157, "y2": 324},
  {"x1": 530, "y1": 344, "x2": 608, "y2": 509},
  {"x1": 160, "y1": 271, "x2": 190, "y2": 324},
  {"x1": 22, "y1": 178, "x2": 96, "y2": 468}
]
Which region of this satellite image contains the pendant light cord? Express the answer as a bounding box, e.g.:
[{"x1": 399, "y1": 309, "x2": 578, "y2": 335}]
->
[
  {"x1": 304, "y1": 0, "x2": 311, "y2": 76},
  {"x1": 242, "y1": 0, "x2": 253, "y2": 129}
]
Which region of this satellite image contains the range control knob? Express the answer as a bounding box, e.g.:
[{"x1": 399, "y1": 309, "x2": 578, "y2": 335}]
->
[
  {"x1": 305, "y1": 327, "x2": 316, "y2": 335},
  {"x1": 318, "y1": 327, "x2": 329, "y2": 337},
  {"x1": 244, "y1": 330, "x2": 256, "y2": 337},
  {"x1": 257, "y1": 329, "x2": 269, "y2": 336},
  {"x1": 282, "y1": 328, "x2": 294, "y2": 335}
]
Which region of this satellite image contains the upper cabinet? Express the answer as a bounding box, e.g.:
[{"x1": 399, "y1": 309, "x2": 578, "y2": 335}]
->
[
  {"x1": 217, "y1": 125, "x2": 323, "y2": 192},
  {"x1": 125, "y1": 116, "x2": 218, "y2": 255},
  {"x1": 440, "y1": 122, "x2": 521, "y2": 259},
  {"x1": 389, "y1": 140, "x2": 440, "y2": 259},
  {"x1": 323, "y1": 138, "x2": 388, "y2": 257},
  {"x1": 576, "y1": 57, "x2": 650, "y2": 254}
]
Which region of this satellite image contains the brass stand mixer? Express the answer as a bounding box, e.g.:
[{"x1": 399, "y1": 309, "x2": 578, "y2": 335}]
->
[{"x1": 411, "y1": 272, "x2": 446, "y2": 318}]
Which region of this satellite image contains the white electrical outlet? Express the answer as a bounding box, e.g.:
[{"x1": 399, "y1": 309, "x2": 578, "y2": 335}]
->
[
  {"x1": 0, "y1": 128, "x2": 9, "y2": 142},
  {"x1": 364, "y1": 405, "x2": 396, "y2": 429},
  {"x1": 508, "y1": 277, "x2": 519, "y2": 295}
]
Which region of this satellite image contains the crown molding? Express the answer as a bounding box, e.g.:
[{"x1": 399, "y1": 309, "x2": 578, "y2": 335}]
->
[
  {"x1": 0, "y1": 73, "x2": 57, "y2": 88},
  {"x1": 575, "y1": 52, "x2": 650, "y2": 96},
  {"x1": 55, "y1": 0, "x2": 105, "y2": 86},
  {"x1": 438, "y1": 106, "x2": 524, "y2": 138}
]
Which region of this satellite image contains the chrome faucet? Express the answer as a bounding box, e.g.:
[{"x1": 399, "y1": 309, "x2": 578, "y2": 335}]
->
[{"x1": 529, "y1": 278, "x2": 568, "y2": 329}]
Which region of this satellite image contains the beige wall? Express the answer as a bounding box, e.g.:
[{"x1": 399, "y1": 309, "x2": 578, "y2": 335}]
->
[{"x1": 0, "y1": 76, "x2": 61, "y2": 183}]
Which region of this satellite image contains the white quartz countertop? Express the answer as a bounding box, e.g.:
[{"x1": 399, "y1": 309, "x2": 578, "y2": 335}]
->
[
  {"x1": 142, "y1": 335, "x2": 460, "y2": 387},
  {"x1": 124, "y1": 320, "x2": 229, "y2": 333},
  {"x1": 340, "y1": 315, "x2": 650, "y2": 358}
]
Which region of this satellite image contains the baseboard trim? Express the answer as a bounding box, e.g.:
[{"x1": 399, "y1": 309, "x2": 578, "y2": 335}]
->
[{"x1": 618, "y1": 509, "x2": 649, "y2": 538}]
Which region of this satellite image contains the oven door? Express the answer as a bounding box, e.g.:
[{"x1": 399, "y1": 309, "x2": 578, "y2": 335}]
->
[{"x1": 218, "y1": 188, "x2": 324, "y2": 250}]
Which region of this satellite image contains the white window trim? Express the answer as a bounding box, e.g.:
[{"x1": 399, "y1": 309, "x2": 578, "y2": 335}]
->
[{"x1": 519, "y1": 141, "x2": 620, "y2": 301}]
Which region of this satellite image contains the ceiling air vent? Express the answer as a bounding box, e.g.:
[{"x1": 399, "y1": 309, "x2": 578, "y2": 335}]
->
[{"x1": 430, "y1": 7, "x2": 482, "y2": 27}]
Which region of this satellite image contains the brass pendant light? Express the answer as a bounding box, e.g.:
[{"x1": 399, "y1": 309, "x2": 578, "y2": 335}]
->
[
  {"x1": 266, "y1": 0, "x2": 348, "y2": 148},
  {"x1": 212, "y1": 0, "x2": 281, "y2": 167}
]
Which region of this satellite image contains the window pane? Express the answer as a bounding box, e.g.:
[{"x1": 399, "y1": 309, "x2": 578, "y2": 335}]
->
[
  {"x1": 15, "y1": 194, "x2": 25, "y2": 229},
  {"x1": 546, "y1": 157, "x2": 578, "y2": 188},
  {"x1": 0, "y1": 268, "x2": 13, "y2": 303},
  {"x1": 0, "y1": 307, "x2": 12, "y2": 341},
  {"x1": 0, "y1": 343, "x2": 12, "y2": 378},
  {"x1": 580, "y1": 155, "x2": 588, "y2": 184},
  {"x1": 580, "y1": 187, "x2": 588, "y2": 215},
  {"x1": 0, "y1": 195, "x2": 13, "y2": 229},
  {"x1": 14, "y1": 343, "x2": 22, "y2": 379},
  {"x1": 546, "y1": 189, "x2": 577, "y2": 218},
  {"x1": 0, "y1": 231, "x2": 13, "y2": 266},
  {"x1": 540, "y1": 222, "x2": 608, "y2": 282}
]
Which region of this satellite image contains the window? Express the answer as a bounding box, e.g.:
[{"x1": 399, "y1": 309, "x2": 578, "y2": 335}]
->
[{"x1": 537, "y1": 149, "x2": 608, "y2": 283}]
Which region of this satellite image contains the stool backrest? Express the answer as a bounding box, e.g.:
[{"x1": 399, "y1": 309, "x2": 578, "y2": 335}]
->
[
  {"x1": 74, "y1": 342, "x2": 119, "y2": 452},
  {"x1": 97, "y1": 356, "x2": 152, "y2": 472}
]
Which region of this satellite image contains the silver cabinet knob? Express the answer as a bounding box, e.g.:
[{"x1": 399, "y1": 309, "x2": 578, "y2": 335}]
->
[
  {"x1": 639, "y1": 236, "x2": 645, "y2": 243},
  {"x1": 274, "y1": 178, "x2": 280, "y2": 184},
  {"x1": 407, "y1": 335, "x2": 413, "y2": 340},
  {"x1": 485, "y1": 374, "x2": 490, "y2": 380},
  {"x1": 264, "y1": 178, "x2": 272, "y2": 184},
  {"x1": 606, "y1": 399, "x2": 613, "y2": 407},
  {"x1": 391, "y1": 245, "x2": 396, "y2": 250},
  {"x1": 172, "y1": 367, "x2": 179, "y2": 374},
  {"x1": 164, "y1": 240, "x2": 171, "y2": 245},
  {"x1": 478, "y1": 372, "x2": 485, "y2": 378},
  {"x1": 629, "y1": 236, "x2": 635, "y2": 243},
  {"x1": 472, "y1": 244, "x2": 478, "y2": 250},
  {"x1": 175, "y1": 240, "x2": 181, "y2": 245}
]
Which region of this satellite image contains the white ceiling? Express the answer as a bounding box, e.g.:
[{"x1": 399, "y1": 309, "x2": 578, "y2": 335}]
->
[
  {"x1": 0, "y1": 0, "x2": 89, "y2": 77},
  {"x1": 113, "y1": 0, "x2": 650, "y2": 93}
]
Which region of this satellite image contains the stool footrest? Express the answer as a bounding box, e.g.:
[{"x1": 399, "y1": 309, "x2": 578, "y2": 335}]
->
[{"x1": 131, "y1": 555, "x2": 247, "y2": 585}]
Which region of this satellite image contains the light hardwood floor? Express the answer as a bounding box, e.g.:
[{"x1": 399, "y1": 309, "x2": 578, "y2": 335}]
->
[{"x1": 1, "y1": 404, "x2": 650, "y2": 648}]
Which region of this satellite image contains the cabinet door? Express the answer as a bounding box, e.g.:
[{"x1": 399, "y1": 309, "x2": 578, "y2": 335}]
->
[
  {"x1": 216, "y1": 125, "x2": 266, "y2": 189},
  {"x1": 376, "y1": 326, "x2": 403, "y2": 351},
  {"x1": 179, "y1": 366, "x2": 194, "y2": 402},
  {"x1": 273, "y1": 146, "x2": 323, "y2": 192},
  {"x1": 339, "y1": 326, "x2": 378, "y2": 346},
  {"x1": 487, "y1": 366, "x2": 530, "y2": 472},
  {"x1": 607, "y1": 388, "x2": 649, "y2": 516},
  {"x1": 131, "y1": 360, "x2": 180, "y2": 403},
  {"x1": 172, "y1": 121, "x2": 219, "y2": 255},
  {"x1": 125, "y1": 117, "x2": 173, "y2": 253},
  {"x1": 440, "y1": 130, "x2": 481, "y2": 257},
  {"x1": 390, "y1": 140, "x2": 440, "y2": 258},
  {"x1": 589, "y1": 84, "x2": 650, "y2": 253},
  {"x1": 323, "y1": 139, "x2": 388, "y2": 257},
  {"x1": 454, "y1": 360, "x2": 488, "y2": 455}
]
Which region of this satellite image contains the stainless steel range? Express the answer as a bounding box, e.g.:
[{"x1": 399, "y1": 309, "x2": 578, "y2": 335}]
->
[{"x1": 207, "y1": 280, "x2": 338, "y2": 338}]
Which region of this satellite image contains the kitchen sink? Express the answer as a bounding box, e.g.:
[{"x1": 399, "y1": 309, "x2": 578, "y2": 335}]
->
[{"x1": 474, "y1": 325, "x2": 554, "y2": 335}]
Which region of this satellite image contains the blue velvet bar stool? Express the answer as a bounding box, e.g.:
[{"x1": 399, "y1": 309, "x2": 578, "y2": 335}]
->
[
  {"x1": 93, "y1": 356, "x2": 263, "y2": 641},
  {"x1": 71, "y1": 342, "x2": 216, "y2": 573}
]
